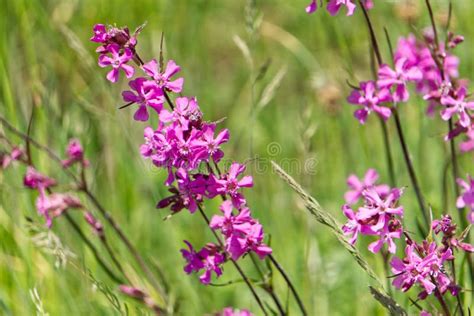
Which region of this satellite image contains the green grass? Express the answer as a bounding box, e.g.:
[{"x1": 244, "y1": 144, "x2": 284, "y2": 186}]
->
[{"x1": 1, "y1": 0, "x2": 474, "y2": 315}]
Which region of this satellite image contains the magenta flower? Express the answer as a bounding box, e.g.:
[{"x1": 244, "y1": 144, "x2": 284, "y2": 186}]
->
[
  {"x1": 122, "y1": 78, "x2": 164, "y2": 121},
  {"x1": 24, "y1": 167, "x2": 56, "y2": 197},
  {"x1": 457, "y1": 175, "x2": 474, "y2": 223},
  {"x1": 98, "y1": 44, "x2": 134, "y2": 83},
  {"x1": 460, "y1": 128, "x2": 474, "y2": 153},
  {"x1": 391, "y1": 241, "x2": 455, "y2": 299},
  {"x1": 305, "y1": 0, "x2": 318, "y2": 13},
  {"x1": 119, "y1": 285, "x2": 146, "y2": 300},
  {"x1": 181, "y1": 240, "x2": 204, "y2": 274},
  {"x1": 62, "y1": 139, "x2": 88, "y2": 168},
  {"x1": 158, "y1": 168, "x2": 206, "y2": 213},
  {"x1": 36, "y1": 193, "x2": 82, "y2": 227},
  {"x1": 377, "y1": 58, "x2": 422, "y2": 102},
  {"x1": 327, "y1": 0, "x2": 356, "y2": 16},
  {"x1": 1, "y1": 146, "x2": 23, "y2": 169},
  {"x1": 90, "y1": 24, "x2": 109, "y2": 43},
  {"x1": 227, "y1": 222, "x2": 272, "y2": 260},
  {"x1": 341, "y1": 204, "x2": 366, "y2": 244},
  {"x1": 91, "y1": 24, "x2": 140, "y2": 54},
  {"x1": 198, "y1": 246, "x2": 225, "y2": 284},
  {"x1": 367, "y1": 218, "x2": 402, "y2": 254},
  {"x1": 432, "y1": 215, "x2": 474, "y2": 253},
  {"x1": 440, "y1": 86, "x2": 474, "y2": 128},
  {"x1": 192, "y1": 124, "x2": 230, "y2": 163},
  {"x1": 357, "y1": 188, "x2": 404, "y2": 231},
  {"x1": 208, "y1": 163, "x2": 253, "y2": 207},
  {"x1": 344, "y1": 168, "x2": 390, "y2": 204},
  {"x1": 142, "y1": 59, "x2": 184, "y2": 93},
  {"x1": 219, "y1": 307, "x2": 253, "y2": 316},
  {"x1": 347, "y1": 81, "x2": 392, "y2": 124},
  {"x1": 181, "y1": 241, "x2": 225, "y2": 284},
  {"x1": 84, "y1": 211, "x2": 104, "y2": 237},
  {"x1": 159, "y1": 97, "x2": 202, "y2": 131},
  {"x1": 210, "y1": 200, "x2": 253, "y2": 237}
]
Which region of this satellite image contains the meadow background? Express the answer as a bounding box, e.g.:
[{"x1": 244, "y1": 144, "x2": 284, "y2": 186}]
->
[{"x1": 1, "y1": 0, "x2": 474, "y2": 315}]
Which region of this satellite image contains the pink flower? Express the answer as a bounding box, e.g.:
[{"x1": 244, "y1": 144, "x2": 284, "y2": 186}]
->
[
  {"x1": 208, "y1": 163, "x2": 253, "y2": 207},
  {"x1": 440, "y1": 86, "x2": 474, "y2": 128},
  {"x1": 357, "y1": 188, "x2": 404, "y2": 231},
  {"x1": 327, "y1": 0, "x2": 356, "y2": 16},
  {"x1": 218, "y1": 307, "x2": 253, "y2": 316},
  {"x1": 457, "y1": 175, "x2": 474, "y2": 222},
  {"x1": 84, "y1": 212, "x2": 104, "y2": 237},
  {"x1": 210, "y1": 200, "x2": 254, "y2": 238},
  {"x1": 62, "y1": 139, "x2": 88, "y2": 168},
  {"x1": 432, "y1": 215, "x2": 474, "y2": 253},
  {"x1": 98, "y1": 44, "x2": 134, "y2": 83},
  {"x1": 367, "y1": 218, "x2": 402, "y2": 254},
  {"x1": 341, "y1": 205, "x2": 366, "y2": 244},
  {"x1": 90, "y1": 24, "x2": 109, "y2": 43},
  {"x1": 227, "y1": 222, "x2": 272, "y2": 260},
  {"x1": 159, "y1": 97, "x2": 202, "y2": 131},
  {"x1": 391, "y1": 243, "x2": 453, "y2": 297},
  {"x1": 36, "y1": 193, "x2": 82, "y2": 227},
  {"x1": 347, "y1": 81, "x2": 392, "y2": 124},
  {"x1": 142, "y1": 59, "x2": 184, "y2": 93},
  {"x1": 91, "y1": 24, "x2": 139, "y2": 53},
  {"x1": 305, "y1": 0, "x2": 318, "y2": 13},
  {"x1": 1, "y1": 146, "x2": 23, "y2": 169},
  {"x1": 192, "y1": 124, "x2": 230, "y2": 163},
  {"x1": 377, "y1": 58, "x2": 422, "y2": 102},
  {"x1": 23, "y1": 167, "x2": 56, "y2": 197},
  {"x1": 344, "y1": 168, "x2": 390, "y2": 205},
  {"x1": 122, "y1": 78, "x2": 164, "y2": 121},
  {"x1": 119, "y1": 285, "x2": 146, "y2": 299},
  {"x1": 181, "y1": 241, "x2": 225, "y2": 285},
  {"x1": 460, "y1": 128, "x2": 474, "y2": 153},
  {"x1": 157, "y1": 168, "x2": 207, "y2": 213}
]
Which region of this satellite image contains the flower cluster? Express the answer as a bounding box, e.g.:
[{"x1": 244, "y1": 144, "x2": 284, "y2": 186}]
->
[
  {"x1": 390, "y1": 214, "x2": 473, "y2": 301},
  {"x1": 431, "y1": 215, "x2": 474, "y2": 253},
  {"x1": 390, "y1": 241, "x2": 457, "y2": 300},
  {"x1": 181, "y1": 241, "x2": 224, "y2": 284},
  {"x1": 91, "y1": 23, "x2": 272, "y2": 285},
  {"x1": 394, "y1": 32, "x2": 474, "y2": 152},
  {"x1": 341, "y1": 169, "x2": 403, "y2": 254},
  {"x1": 345, "y1": 30, "x2": 474, "y2": 155},
  {"x1": 306, "y1": 0, "x2": 373, "y2": 16}
]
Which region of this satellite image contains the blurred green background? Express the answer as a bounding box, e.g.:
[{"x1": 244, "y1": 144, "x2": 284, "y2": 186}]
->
[{"x1": 1, "y1": 0, "x2": 474, "y2": 315}]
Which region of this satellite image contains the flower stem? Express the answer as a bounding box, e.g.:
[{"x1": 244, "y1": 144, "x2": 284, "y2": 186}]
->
[
  {"x1": 268, "y1": 254, "x2": 307, "y2": 316},
  {"x1": 249, "y1": 254, "x2": 286, "y2": 316},
  {"x1": 101, "y1": 235, "x2": 132, "y2": 284},
  {"x1": 358, "y1": 0, "x2": 382, "y2": 67},
  {"x1": 392, "y1": 109, "x2": 429, "y2": 227},
  {"x1": 63, "y1": 212, "x2": 124, "y2": 284},
  {"x1": 379, "y1": 117, "x2": 396, "y2": 187},
  {"x1": 83, "y1": 188, "x2": 166, "y2": 297}
]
